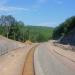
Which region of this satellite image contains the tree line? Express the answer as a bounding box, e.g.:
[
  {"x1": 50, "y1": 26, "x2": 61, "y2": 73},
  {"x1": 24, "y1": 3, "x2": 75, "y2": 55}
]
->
[
  {"x1": 0, "y1": 15, "x2": 53, "y2": 42},
  {"x1": 52, "y1": 16, "x2": 75, "y2": 40}
]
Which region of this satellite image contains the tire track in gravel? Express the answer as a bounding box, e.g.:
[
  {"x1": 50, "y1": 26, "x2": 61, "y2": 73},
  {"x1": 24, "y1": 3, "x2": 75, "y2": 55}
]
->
[{"x1": 22, "y1": 45, "x2": 38, "y2": 75}]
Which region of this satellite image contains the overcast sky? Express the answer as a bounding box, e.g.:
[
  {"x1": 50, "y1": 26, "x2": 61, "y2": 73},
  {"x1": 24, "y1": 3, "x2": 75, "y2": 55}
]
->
[{"x1": 0, "y1": 0, "x2": 75, "y2": 27}]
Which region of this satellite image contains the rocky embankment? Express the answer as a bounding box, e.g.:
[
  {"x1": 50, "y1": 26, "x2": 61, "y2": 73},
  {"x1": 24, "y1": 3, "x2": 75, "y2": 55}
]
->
[{"x1": 60, "y1": 28, "x2": 75, "y2": 46}]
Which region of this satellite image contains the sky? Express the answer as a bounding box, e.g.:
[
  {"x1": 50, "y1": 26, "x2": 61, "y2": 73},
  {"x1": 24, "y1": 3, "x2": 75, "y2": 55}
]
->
[{"x1": 0, "y1": 0, "x2": 75, "y2": 27}]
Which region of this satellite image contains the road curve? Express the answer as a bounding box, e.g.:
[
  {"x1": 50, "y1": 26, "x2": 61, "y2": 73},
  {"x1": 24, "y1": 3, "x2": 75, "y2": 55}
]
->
[{"x1": 34, "y1": 43, "x2": 75, "y2": 75}]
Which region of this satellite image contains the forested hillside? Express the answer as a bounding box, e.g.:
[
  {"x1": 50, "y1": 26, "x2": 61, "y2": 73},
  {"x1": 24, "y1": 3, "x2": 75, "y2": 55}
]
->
[
  {"x1": 53, "y1": 16, "x2": 75, "y2": 39},
  {"x1": 0, "y1": 15, "x2": 53, "y2": 42},
  {"x1": 53, "y1": 16, "x2": 75, "y2": 45}
]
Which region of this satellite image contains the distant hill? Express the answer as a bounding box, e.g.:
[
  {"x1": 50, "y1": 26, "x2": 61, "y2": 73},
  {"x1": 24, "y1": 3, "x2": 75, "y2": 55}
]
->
[{"x1": 24, "y1": 26, "x2": 54, "y2": 42}]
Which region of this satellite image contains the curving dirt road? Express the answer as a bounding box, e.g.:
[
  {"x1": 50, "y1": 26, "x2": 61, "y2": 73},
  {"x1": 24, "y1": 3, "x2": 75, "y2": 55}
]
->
[
  {"x1": 0, "y1": 42, "x2": 75, "y2": 75},
  {"x1": 34, "y1": 43, "x2": 75, "y2": 75}
]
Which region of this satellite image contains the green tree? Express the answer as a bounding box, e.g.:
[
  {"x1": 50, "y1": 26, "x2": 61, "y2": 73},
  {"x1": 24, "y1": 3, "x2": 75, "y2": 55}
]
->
[{"x1": 53, "y1": 16, "x2": 75, "y2": 39}]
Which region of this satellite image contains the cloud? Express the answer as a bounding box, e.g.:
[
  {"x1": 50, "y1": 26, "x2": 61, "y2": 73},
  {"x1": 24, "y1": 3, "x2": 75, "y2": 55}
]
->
[
  {"x1": 37, "y1": 22, "x2": 57, "y2": 27},
  {"x1": 53, "y1": 0, "x2": 63, "y2": 5},
  {"x1": 38, "y1": 0, "x2": 47, "y2": 3},
  {"x1": 56, "y1": 1, "x2": 63, "y2": 4},
  {"x1": 0, "y1": 0, "x2": 8, "y2": 6},
  {"x1": 0, "y1": 6, "x2": 29, "y2": 12},
  {"x1": 0, "y1": 0, "x2": 48, "y2": 13},
  {"x1": 32, "y1": 0, "x2": 48, "y2": 10},
  {"x1": 0, "y1": 0, "x2": 29, "y2": 13}
]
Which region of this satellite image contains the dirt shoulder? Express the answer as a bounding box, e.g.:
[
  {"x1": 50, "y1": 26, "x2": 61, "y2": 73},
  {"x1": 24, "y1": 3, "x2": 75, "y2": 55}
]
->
[
  {"x1": 22, "y1": 45, "x2": 38, "y2": 75},
  {"x1": 0, "y1": 44, "x2": 37, "y2": 75},
  {"x1": 48, "y1": 41, "x2": 75, "y2": 63}
]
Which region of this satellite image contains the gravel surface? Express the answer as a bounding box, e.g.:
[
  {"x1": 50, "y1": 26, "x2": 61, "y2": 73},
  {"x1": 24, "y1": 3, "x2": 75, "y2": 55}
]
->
[{"x1": 34, "y1": 43, "x2": 75, "y2": 75}]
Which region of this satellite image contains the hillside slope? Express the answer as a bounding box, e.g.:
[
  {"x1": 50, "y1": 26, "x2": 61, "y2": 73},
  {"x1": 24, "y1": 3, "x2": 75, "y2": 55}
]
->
[
  {"x1": 0, "y1": 35, "x2": 25, "y2": 55},
  {"x1": 53, "y1": 16, "x2": 75, "y2": 45},
  {"x1": 25, "y1": 26, "x2": 53, "y2": 42}
]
